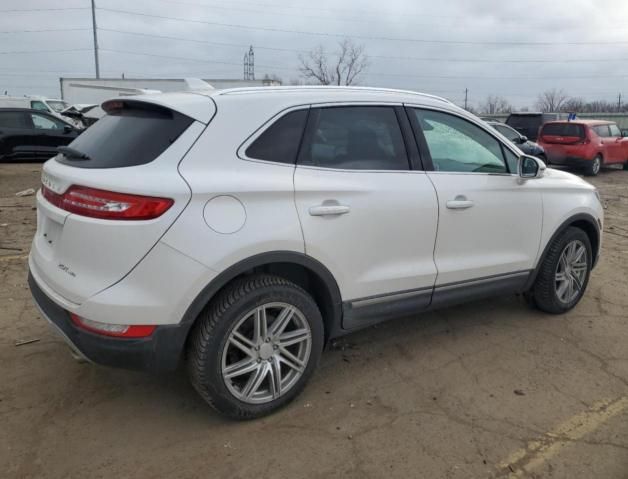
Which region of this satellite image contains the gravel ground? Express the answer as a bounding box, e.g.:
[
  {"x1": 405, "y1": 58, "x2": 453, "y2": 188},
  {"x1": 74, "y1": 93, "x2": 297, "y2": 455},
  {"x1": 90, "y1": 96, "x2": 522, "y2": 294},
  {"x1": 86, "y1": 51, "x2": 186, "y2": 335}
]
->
[{"x1": 1, "y1": 162, "x2": 627, "y2": 478}]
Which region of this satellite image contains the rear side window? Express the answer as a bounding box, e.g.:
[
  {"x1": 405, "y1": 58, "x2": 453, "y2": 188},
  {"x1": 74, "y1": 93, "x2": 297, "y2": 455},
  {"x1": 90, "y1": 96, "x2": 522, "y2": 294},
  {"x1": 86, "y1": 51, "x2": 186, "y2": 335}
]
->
[
  {"x1": 541, "y1": 123, "x2": 585, "y2": 138},
  {"x1": 593, "y1": 125, "x2": 610, "y2": 137},
  {"x1": 299, "y1": 106, "x2": 409, "y2": 170},
  {"x1": 0, "y1": 111, "x2": 27, "y2": 128},
  {"x1": 245, "y1": 109, "x2": 308, "y2": 164},
  {"x1": 57, "y1": 101, "x2": 193, "y2": 168}
]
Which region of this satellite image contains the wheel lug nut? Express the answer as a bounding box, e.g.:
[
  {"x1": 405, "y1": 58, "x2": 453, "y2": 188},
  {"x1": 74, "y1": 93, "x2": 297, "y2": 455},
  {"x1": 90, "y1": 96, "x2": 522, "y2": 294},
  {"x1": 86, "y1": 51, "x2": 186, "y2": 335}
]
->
[
  {"x1": 257, "y1": 359, "x2": 261, "y2": 363},
  {"x1": 265, "y1": 338, "x2": 270, "y2": 342}
]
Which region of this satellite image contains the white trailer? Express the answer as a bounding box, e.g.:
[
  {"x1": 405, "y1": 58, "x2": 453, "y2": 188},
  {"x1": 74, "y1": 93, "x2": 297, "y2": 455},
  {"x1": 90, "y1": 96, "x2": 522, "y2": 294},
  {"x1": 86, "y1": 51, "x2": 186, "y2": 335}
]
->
[{"x1": 60, "y1": 77, "x2": 281, "y2": 107}]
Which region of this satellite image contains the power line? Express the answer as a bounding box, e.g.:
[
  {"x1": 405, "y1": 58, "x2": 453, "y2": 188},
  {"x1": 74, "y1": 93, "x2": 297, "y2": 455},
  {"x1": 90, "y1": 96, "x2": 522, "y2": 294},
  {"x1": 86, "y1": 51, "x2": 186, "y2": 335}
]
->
[
  {"x1": 0, "y1": 7, "x2": 90, "y2": 13},
  {"x1": 99, "y1": 28, "x2": 628, "y2": 64},
  {"x1": 129, "y1": 0, "x2": 628, "y2": 34},
  {"x1": 96, "y1": 7, "x2": 628, "y2": 46},
  {"x1": 99, "y1": 47, "x2": 628, "y2": 81},
  {"x1": 0, "y1": 48, "x2": 92, "y2": 55},
  {"x1": 0, "y1": 28, "x2": 91, "y2": 34}
]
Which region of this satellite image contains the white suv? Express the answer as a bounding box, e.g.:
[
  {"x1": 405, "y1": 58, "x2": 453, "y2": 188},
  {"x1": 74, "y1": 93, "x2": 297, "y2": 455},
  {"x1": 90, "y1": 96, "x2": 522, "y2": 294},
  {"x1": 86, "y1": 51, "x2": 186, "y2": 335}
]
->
[{"x1": 28, "y1": 87, "x2": 603, "y2": 418}]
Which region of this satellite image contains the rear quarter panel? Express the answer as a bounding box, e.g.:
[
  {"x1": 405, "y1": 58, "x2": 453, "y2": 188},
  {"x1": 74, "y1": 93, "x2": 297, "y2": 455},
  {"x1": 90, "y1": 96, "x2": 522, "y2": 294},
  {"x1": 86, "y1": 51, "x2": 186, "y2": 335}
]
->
[{"x1": 162, "y1": 96, "x2": 306, "y2": 272}]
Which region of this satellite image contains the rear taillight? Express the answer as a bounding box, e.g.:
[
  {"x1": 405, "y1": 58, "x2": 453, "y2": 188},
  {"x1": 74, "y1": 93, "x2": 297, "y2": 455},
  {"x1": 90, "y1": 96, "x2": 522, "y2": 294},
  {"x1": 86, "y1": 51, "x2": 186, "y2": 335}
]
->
[
  {"x1": 42, "y1": 185, "x2": 173, "y2": 220},
  {"x1": 71, "y1": 314, "x2": 156, "y2": 338}
]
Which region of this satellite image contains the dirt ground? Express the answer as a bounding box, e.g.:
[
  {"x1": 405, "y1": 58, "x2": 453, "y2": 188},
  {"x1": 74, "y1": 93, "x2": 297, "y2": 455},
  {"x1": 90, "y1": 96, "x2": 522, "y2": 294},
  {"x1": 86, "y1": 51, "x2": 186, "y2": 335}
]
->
[{"x1": 1, "y1": 162, "x2": 627, "y2": 479}]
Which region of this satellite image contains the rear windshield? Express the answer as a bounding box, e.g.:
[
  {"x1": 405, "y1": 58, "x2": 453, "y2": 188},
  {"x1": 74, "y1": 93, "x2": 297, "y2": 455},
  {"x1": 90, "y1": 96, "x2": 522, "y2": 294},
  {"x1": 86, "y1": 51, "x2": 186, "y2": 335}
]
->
[
  {"x1": 506, "y1": 115, "x2": 542, "y2": 129},
  {"x1": 56, "y1": 102, "x2": 193, "y2": 168},
  {"x1": 541, "y1": 123, "x2": 585, "y2": 138}
]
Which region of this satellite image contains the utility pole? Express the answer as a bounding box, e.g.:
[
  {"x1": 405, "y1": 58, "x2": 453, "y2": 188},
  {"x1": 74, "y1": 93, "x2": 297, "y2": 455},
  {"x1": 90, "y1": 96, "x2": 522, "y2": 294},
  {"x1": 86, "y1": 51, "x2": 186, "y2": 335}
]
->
[
  {"x1": 91, "y1": 0, "x2": 100, "y2": 79},
  {"x1": 618, "y1": 93, "x2": 622, "y2": 112},
  {"x1": 464, "y1": 88, "x2": 468, "y2": 110}
]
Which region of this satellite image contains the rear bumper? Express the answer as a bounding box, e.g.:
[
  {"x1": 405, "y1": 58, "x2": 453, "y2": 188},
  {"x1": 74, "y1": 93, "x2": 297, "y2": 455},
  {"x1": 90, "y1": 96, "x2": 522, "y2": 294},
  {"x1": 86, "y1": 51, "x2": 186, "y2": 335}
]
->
[
  {"x1": 28, "y1": 271, "x2": 190, "y2": 372},
  {"x1": 546, "y1": 156, "x2": 592, "y2": 168}
]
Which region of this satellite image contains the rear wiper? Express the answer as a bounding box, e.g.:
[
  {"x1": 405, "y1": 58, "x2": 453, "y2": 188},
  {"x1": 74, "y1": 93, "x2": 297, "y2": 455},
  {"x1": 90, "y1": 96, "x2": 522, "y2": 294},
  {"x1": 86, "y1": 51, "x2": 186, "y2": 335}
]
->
[{"x1": 57, "y1": 146, "x2": 90, "y2": 161}]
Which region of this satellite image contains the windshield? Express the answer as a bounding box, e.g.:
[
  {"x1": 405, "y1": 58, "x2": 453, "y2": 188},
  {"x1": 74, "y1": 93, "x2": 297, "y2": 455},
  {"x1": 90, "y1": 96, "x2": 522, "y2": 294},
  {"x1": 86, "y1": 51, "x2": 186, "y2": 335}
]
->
[{"x1": 46, "y1": 100, "x2": 70, "y2": 112}]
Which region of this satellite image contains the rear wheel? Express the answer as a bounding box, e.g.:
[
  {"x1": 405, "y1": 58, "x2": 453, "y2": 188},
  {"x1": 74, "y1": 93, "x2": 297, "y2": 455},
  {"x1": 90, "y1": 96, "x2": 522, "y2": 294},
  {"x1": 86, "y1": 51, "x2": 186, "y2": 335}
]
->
[
  {"x1": 528, "y1": 227, "x2": 592, "y2": 314},
  {"x1": 187, "y1": 274, "x2": 324, "y2": 419},
  {"x1": 623, "y1": 160, "x2": 628, "y2": 171},
  {"x1": 584, "y1": 155, "x2": 602, "y2": 176}
]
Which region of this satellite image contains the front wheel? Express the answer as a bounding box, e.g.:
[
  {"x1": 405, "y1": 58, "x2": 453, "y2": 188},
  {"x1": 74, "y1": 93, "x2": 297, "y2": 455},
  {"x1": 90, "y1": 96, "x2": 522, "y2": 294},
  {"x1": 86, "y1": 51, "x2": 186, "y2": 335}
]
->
[
  {"x1": 187, "y1": 274, "x2": 324, "y2": 419},
  {"x1": 584, "y1": 155, "x2": 602, "y2": 176},
  {"x1": 528, "y1": 227, "x2": 592, "y2": 314}
]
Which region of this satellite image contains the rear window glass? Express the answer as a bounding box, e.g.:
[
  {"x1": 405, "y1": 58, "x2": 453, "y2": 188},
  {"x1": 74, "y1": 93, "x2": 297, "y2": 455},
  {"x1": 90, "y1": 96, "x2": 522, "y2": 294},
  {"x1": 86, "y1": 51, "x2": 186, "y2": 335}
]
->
[
  {"x1": 246, "y1": 109, "x2": 308, "y2": 164},
  {"x1": 56, "y1": 102, "x2": 193, "y2": 169},
  {"x1": 541, "y1": 123, "x2": 585, "y2": 138},
  {"x1": 506, "y1": 115, "x2": 542, "y2": 129}
]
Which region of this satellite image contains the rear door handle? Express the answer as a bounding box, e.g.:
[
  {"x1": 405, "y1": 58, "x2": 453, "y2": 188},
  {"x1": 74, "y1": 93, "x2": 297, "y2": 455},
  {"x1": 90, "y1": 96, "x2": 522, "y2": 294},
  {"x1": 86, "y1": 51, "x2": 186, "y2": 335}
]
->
[
  {"x1": 309, "y1": 204, "x2": 351, "y2": 216},
  {"x1": 446, "y1": 196, "x2": 474, "y2": 210}
]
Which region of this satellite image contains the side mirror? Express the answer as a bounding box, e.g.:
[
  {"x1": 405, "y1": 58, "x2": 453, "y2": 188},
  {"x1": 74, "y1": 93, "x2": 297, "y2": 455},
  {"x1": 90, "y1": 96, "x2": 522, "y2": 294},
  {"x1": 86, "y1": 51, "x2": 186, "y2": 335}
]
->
[
  {"x1": 519, "y1": 135, "x2": 528, "y2": 143},
  {"x1": 518, "y1": 155, "x2": 546, "y2": 179},
  {"x1": 63, "y1": 125, "x2": 73, "y2": 133}
]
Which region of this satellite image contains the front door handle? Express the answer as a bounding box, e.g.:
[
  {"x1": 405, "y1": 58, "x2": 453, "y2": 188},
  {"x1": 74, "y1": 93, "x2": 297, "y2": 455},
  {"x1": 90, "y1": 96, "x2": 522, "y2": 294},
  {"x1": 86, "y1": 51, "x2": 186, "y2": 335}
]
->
[
  {"x1": 446, "y1": 195, "x2": 474, "y2": 210},
  {"x1": 309, "y1": 204, "x2": 351, "y2": 216}
]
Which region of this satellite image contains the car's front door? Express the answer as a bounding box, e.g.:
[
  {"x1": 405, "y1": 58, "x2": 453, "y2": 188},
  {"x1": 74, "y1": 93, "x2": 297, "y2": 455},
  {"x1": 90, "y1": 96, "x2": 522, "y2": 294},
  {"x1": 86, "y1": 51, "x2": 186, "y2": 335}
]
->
[
  {"x1": 607, "y1": 123, "x2": 627, "y2": 164},
  {"x1": 27, "y1": 112, "x2": 76, "y2": 159},
  {"x1": 293, "y1": 105, "x2": 439, "y2": 326},
  {"x1": 408, "y1": 107, "x2": 543, "y2": 305}
]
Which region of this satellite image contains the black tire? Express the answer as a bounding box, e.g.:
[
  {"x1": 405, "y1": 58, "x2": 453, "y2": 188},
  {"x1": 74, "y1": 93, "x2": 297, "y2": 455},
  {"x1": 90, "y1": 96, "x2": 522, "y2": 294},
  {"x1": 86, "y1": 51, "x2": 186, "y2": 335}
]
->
[
  {"x1": 186, "y1": 274, "x2": 324, "y2": 419},
  {"x1": 623, "y1": 161, "x2": 628, "y2": 171},
  {"x1": 528, "y1": 227, "x2": 592, "y2": 314},
  {"x1": 584, "y1": 155, "x2": 602, "y2": 176}
]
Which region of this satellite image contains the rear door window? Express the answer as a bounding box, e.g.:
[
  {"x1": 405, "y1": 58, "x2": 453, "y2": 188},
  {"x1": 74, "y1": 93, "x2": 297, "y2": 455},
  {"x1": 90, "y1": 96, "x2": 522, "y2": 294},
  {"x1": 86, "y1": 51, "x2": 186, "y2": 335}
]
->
[
  {"x1": 299, "y1": 106, "x2": 409, "y2": 170},
  {"x1": 245, "y1": 109, "x2": 308, "y2": 164},
  {"x1": 57, "y1": 101, "x2": 194, "y2": 169},
  {"x1": 541, "y1": 123, "x2": 585, "y2": 138},
  {"x1": 0, "y1": 111, "x2": 27, "y2": 128}
]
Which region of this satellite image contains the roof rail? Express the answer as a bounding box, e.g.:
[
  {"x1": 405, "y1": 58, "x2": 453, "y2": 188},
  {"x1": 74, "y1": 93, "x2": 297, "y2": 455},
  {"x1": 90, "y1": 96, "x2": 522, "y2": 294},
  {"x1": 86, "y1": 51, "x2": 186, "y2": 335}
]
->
[{"x1": 214, "y1": 85, "x2": 452, "y2": 104}]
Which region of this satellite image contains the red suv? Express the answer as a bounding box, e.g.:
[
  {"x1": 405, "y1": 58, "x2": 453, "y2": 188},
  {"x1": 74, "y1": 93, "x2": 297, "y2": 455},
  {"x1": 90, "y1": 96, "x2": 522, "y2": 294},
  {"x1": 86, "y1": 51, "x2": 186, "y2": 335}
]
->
[{"x1": 538, "y1": 120, "x2": 628, "y2": 176}]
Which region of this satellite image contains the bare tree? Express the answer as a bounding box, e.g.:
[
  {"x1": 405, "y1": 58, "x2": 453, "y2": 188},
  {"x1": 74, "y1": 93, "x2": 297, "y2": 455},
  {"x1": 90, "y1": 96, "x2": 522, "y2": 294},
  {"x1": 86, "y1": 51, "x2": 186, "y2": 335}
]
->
[
  {"x1": 480, "y1": 95, "x2": 511, "y2": 115},
  {"x1": 536, "y1": 89, "x2": 570, "y2": 112},
  {"x1": 562, "y1": 97, "x2": 585, "y2": 113},
  {"x1": 298, "y1": 39, "x2": 369, "y2": 86}
]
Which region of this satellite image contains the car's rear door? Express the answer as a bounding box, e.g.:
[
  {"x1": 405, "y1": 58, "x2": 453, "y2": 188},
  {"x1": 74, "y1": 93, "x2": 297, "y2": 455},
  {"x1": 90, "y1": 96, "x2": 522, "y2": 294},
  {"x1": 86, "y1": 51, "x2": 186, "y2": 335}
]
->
[
  {"x1": 408, "y1": 107, "x2": 542, "y2": 306},
  {"x1": 0, "y1": 110, "x2": 37, "y2": 160},
  {"x1": 592, "y1": 125, "x2": 616, "y2": 162},
  {"x1": 293, "y1": 104, "x2": 439, "y2": 327}
]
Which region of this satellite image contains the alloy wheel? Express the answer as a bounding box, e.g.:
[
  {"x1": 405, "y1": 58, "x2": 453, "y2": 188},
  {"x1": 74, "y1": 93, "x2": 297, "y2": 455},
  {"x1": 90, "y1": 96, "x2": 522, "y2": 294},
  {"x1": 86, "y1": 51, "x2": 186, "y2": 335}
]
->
[
  {"x1": 554, "y1": 240, "x2": 588, "y2": 304},
  {"x1": 221, "y1": 302, "x2": 312, "y2": 404}
]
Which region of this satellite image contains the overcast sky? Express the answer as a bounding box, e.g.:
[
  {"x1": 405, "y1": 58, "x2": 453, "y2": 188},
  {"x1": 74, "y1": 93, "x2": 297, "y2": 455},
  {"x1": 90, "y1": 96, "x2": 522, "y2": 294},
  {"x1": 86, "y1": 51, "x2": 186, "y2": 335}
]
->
[{"x1": 1, "y1": 0, "x2": 628, "y2": 109}]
